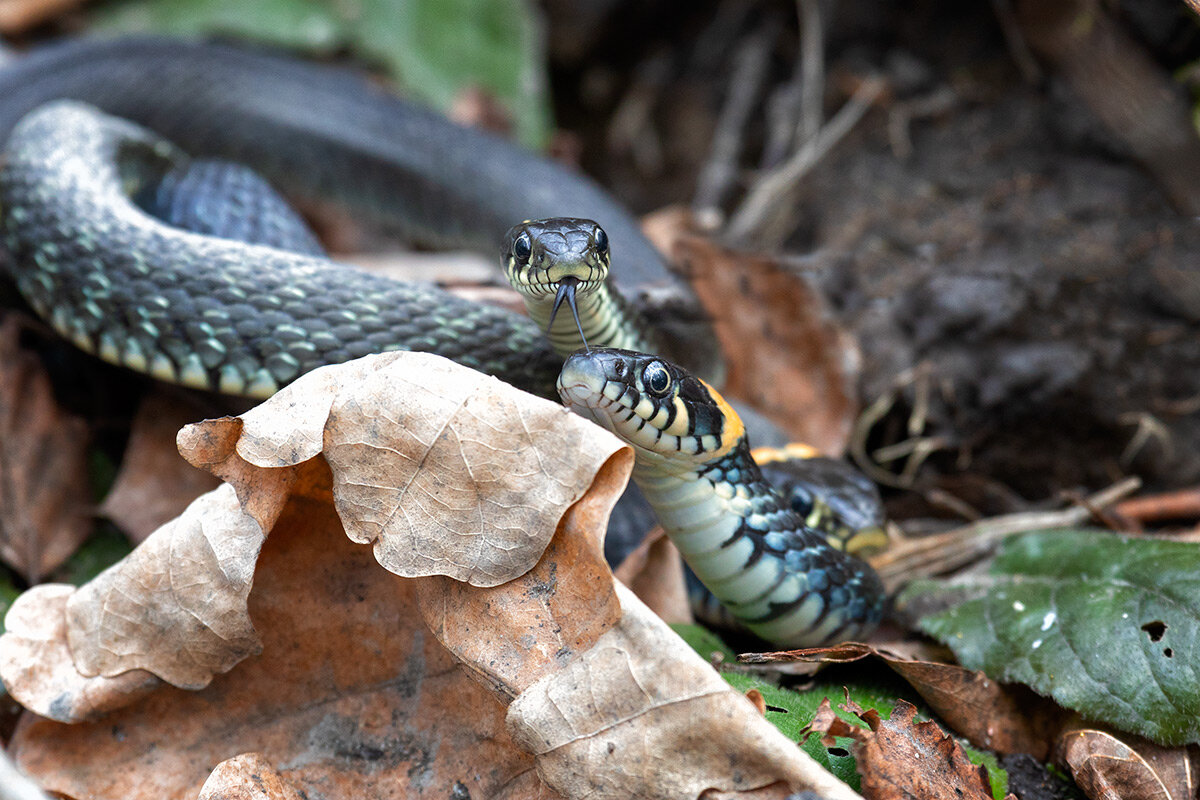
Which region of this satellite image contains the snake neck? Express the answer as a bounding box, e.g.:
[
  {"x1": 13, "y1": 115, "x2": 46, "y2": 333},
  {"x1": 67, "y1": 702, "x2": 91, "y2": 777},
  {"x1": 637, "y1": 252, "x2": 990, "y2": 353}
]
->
[
  {"x1": 524, "y1": 283, "x2": 658, "y2": 358},
  {"x1": 630, "y1": 438, "x2": 884, "y2": 647}
]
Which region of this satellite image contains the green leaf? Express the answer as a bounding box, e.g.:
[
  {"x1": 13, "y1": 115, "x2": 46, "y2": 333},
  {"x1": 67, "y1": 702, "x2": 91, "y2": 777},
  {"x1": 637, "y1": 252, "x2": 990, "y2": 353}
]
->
[
  {"x1": 90, "y1": 0, "x2": 551, "y2": 148},
  {"x1": 92, "y1": 0, "x2": 345, "y2": 51},
  {"x1": 672, "y1": 624, "x2": 1008, "y2": 798},
  {"x1": 905, "y1": 529, "x2": 1200, "y2": 745},
  {"x1": 0, "y1": 568, "x2": 21, "y2": 636},
  {"x1": 353, "y1": 0, "x2": 551, "y2": 148}
]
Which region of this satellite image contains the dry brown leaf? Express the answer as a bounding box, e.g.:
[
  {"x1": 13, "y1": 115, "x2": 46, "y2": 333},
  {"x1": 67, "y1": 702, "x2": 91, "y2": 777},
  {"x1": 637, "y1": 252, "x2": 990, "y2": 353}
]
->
[
  {"x1": 643, "y1": 210, "x2": 859, "y2": 453},
  {"x1": 0, "y1": 583, "x2": 160, "y2": 723},
  {"x1": 0, "y1": 317, "x2": 92, "y2": 580},
  {"x1": 743, "y1": 642, "x2": 1062, "y2": 759},
  {"x1": 856, "y1": 700, "x2": 993, "y2": 800},
  {"x1": 0, "y1": 0, "x2": 84, "y2": 33},
  {"x1": 67, "y1": 483, "x2": 266, "y2": 689},
  {"x1": 1057, "y1": 727, "x2": 1196, "y2": 800},
  {"x1": 3, "y1": 352, "x2": 853, "y2": 800},
  {"x1": 197, "y1": 753, "x2": 310, "y2": 800},
  {"x1": 322, "y1": 353, "x2": 606, "y2": 586},
  {"x1": 8, "y1": 487, "x2": 550, "y2": 800},
  {"x1": 100, "y1": 391, "x2": 222, "y2": 543},
  {"x1": 612, "y1": 526, "x2": 693, "y2": 624},
  {"x1": 508, "y1": 584, "x2": 863, "y2": 800},
  {"x1": 810, "y1": 698, "x2": 993, "y2": 800}
]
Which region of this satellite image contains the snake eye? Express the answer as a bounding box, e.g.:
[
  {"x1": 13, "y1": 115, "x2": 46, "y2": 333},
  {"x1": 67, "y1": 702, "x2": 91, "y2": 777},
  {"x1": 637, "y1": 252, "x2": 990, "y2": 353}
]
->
[
  {"x1": 513, "y1": 232, "x2": 532, "y2": 264},
  {"x1": 594, "y1": 226, "x2": 609, "y2": 255},
  {"x1": 789, "y1": 485, "x2": 815, "y2": 518},
  {"x1": 642, "y1": 361, "x2": 671, "y2": 397}
]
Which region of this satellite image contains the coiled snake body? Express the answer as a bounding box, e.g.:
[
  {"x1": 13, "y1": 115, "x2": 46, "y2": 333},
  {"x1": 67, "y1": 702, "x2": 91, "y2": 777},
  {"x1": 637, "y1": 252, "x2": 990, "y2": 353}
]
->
[{"x1": 0, "y1": 36, "x2": 718, "y2": 394}]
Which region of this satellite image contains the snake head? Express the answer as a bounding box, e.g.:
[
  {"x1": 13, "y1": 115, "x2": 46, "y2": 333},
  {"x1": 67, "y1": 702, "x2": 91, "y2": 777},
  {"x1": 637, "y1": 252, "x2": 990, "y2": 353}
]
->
[
  {"x1": 503, "y1": 218, "x2": 611, "y2": 346},
  {"x1": 558, "y1": 347, "x2": 746, "y2": 472}
]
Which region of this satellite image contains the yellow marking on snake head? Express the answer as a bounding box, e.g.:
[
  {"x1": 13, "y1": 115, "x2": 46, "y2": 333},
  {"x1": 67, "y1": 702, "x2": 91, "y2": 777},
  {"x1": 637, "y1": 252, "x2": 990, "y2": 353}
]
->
[{"x1": 702, "y1": 377, "x2": 744, "y2": 460}]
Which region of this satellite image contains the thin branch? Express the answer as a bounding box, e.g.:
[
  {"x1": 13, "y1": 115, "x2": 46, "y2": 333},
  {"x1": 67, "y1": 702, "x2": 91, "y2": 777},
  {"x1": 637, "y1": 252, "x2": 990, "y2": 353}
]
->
[
  {"x1": 871, "y1": 477, "x2": 1142, "y2": 593},
  {"x1": 796, "y1": 0, "x2": 825, "y2": 143},
  {"x1": 725, "y1": 76, "x2": 884, "y2": 245},
  {"x1": 692, "y1": 24, "x2": 776, "y2": 229}
]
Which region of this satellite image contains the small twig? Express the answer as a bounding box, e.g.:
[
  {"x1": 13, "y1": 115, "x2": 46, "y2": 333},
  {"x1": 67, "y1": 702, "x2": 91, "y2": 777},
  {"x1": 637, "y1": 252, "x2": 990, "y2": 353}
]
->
[
  {"x1": 848, "y1": 363, "x2": 945, "y2": 489},
  {"x1": 796, "y1": 0, "x2": 825, "y2": 144},
  {"x1": 871, "y1": 477, "x2": 1142, "y2": 593},
  {"x1": 1117, "y1": 411, "x2": 1173, "y2": 466},
  {"x1": 989, "y1": 0, "x2": 1043, "y2": 83},
  {"x1": 886, "y1": 86, "x2": 958, "y2": 159},
  {"x1": 726, "y1": 76, "x2": 884, "y2": 245},
  {"x1": 1117, "y1": 486, "x2": 1200, "y2": 523},
  {"x1": 606, "y1": 51, "x2": 673, "y2": 175},
  {"x1": 692, "y1": 24, "x2": 776, "y2": 229}
]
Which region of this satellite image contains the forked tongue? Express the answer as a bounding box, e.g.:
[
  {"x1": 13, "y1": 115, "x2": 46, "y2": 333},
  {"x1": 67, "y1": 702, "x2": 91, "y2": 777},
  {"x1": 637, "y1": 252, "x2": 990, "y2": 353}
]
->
[{"x1": 547, "y1": 277, "x2": 589, "y2": 352}]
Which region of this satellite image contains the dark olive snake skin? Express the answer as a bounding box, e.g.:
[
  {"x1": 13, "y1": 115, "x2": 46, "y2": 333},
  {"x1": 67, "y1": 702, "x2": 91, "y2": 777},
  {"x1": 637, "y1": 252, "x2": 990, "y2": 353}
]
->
[
  {"x1": 0, "y1": 36, "x2": 720, "y2": 394},
  {"x1": 1, "y1": 102, "x2": 562, "y2": 397}
]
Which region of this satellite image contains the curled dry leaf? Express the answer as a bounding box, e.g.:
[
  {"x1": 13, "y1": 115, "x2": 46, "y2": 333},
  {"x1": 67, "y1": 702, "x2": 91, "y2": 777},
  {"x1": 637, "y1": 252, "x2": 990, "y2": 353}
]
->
[
  {"x1": 508, "y1": 584, "x2": 863, "y2": 800},
  {"x1": 3, "y1": 352, "x2": 849, "y2": 800},
  {"x1": 809, "y1": 698, "x2": 994, "y2": 800},
  {"x1": 643, "y1": 210, "x2": 859, "y2": 453},
  {"x1": 100, "y1": 391, "x2": 221, "y2": 543},
  {"x1": 1057, "y1": 727, "x2": 1195, "y2": 800},
  {"x1": 0, "y1": 317, "x2": 92, "y2": 580},
  {"x1": 746, "y1": 642, "x2": 1061, "y2": 759},
  {"x1": 855, "y1": 701, "x2": 993, "y2": 800},
  {"x1": 181, "y1": 351, "x2": 606, "y2": 587},
  {"x1": 612, "y1": 526, "x2": 693, "y2": 625},
  {"x1": 197, "y1": 753, "x2": 307, "y2": 800},
  {"x1": 0, "y1": 583, "x2": 160, "y2": 723}
]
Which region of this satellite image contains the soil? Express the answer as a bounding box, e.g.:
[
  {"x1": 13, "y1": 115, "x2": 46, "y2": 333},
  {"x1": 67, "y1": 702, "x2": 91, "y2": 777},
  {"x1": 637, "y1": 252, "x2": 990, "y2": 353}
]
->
[{"x1": 549, "y1": 0, "x2": 1200, "y2": 509}]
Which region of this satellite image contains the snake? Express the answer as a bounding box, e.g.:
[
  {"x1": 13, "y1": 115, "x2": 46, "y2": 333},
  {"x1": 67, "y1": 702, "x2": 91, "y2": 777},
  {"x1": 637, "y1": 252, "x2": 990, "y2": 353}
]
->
[
  {"x1": 0, "y1": 38, "x2": 885, "y2": 645},
  {"x1": 0, "y1": 35, "x2": 721, "y2": 396},
  {"x1": 558, "y1": 348, "x2": 885, "y2": 646}
]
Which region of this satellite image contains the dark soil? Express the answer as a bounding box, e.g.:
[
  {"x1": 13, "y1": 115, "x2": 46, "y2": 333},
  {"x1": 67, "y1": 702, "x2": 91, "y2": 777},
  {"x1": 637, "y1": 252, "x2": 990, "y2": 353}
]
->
[{"x1": 549, "y1": 0, "x2": 1200, "y2": 509}]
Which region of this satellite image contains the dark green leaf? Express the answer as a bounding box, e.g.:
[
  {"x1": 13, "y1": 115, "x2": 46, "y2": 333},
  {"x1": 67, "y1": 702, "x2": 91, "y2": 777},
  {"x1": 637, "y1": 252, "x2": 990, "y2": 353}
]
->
[
  {"x1": 905, "y1": 529, "x2": 1200, "y2": 745},
  {"x1": 353, "y1": 0, "x2": 550, "y2": 148},
  {"x1": 672, "y1": 624, "x2": 1008, "y2": 798},
  {"x1": 0, "y1": 567, "x2": 20, "y2": 636},
  {"x1": 92, "y1": 0, "x2": 345, "y2": 51}
]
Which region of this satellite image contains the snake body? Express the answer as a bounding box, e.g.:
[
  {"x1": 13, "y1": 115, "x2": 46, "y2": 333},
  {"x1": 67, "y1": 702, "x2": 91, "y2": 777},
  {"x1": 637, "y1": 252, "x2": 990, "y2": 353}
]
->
[
  {"x1": 559, "y1": 348, "x2": 884, "y2": 646},
  {"x1": 1, "y1": 102, "x2": 562, "y2": 396},
  {"x1": 0, "y1": 36, "x2": 720, "y2": 387}
]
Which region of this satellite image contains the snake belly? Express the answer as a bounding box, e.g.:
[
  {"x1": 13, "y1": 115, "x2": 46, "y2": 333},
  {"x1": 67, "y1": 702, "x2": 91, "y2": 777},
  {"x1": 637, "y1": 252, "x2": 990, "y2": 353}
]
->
[
  {"x1": 0, "y1": 36, "x2": 721, "y2": 383},
  {"x1": 558, "y1": 348, "x2": 885, "y2": 647},
  {"x1": 0, "y1": 101, "x2": 561, "y2": 397}
]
